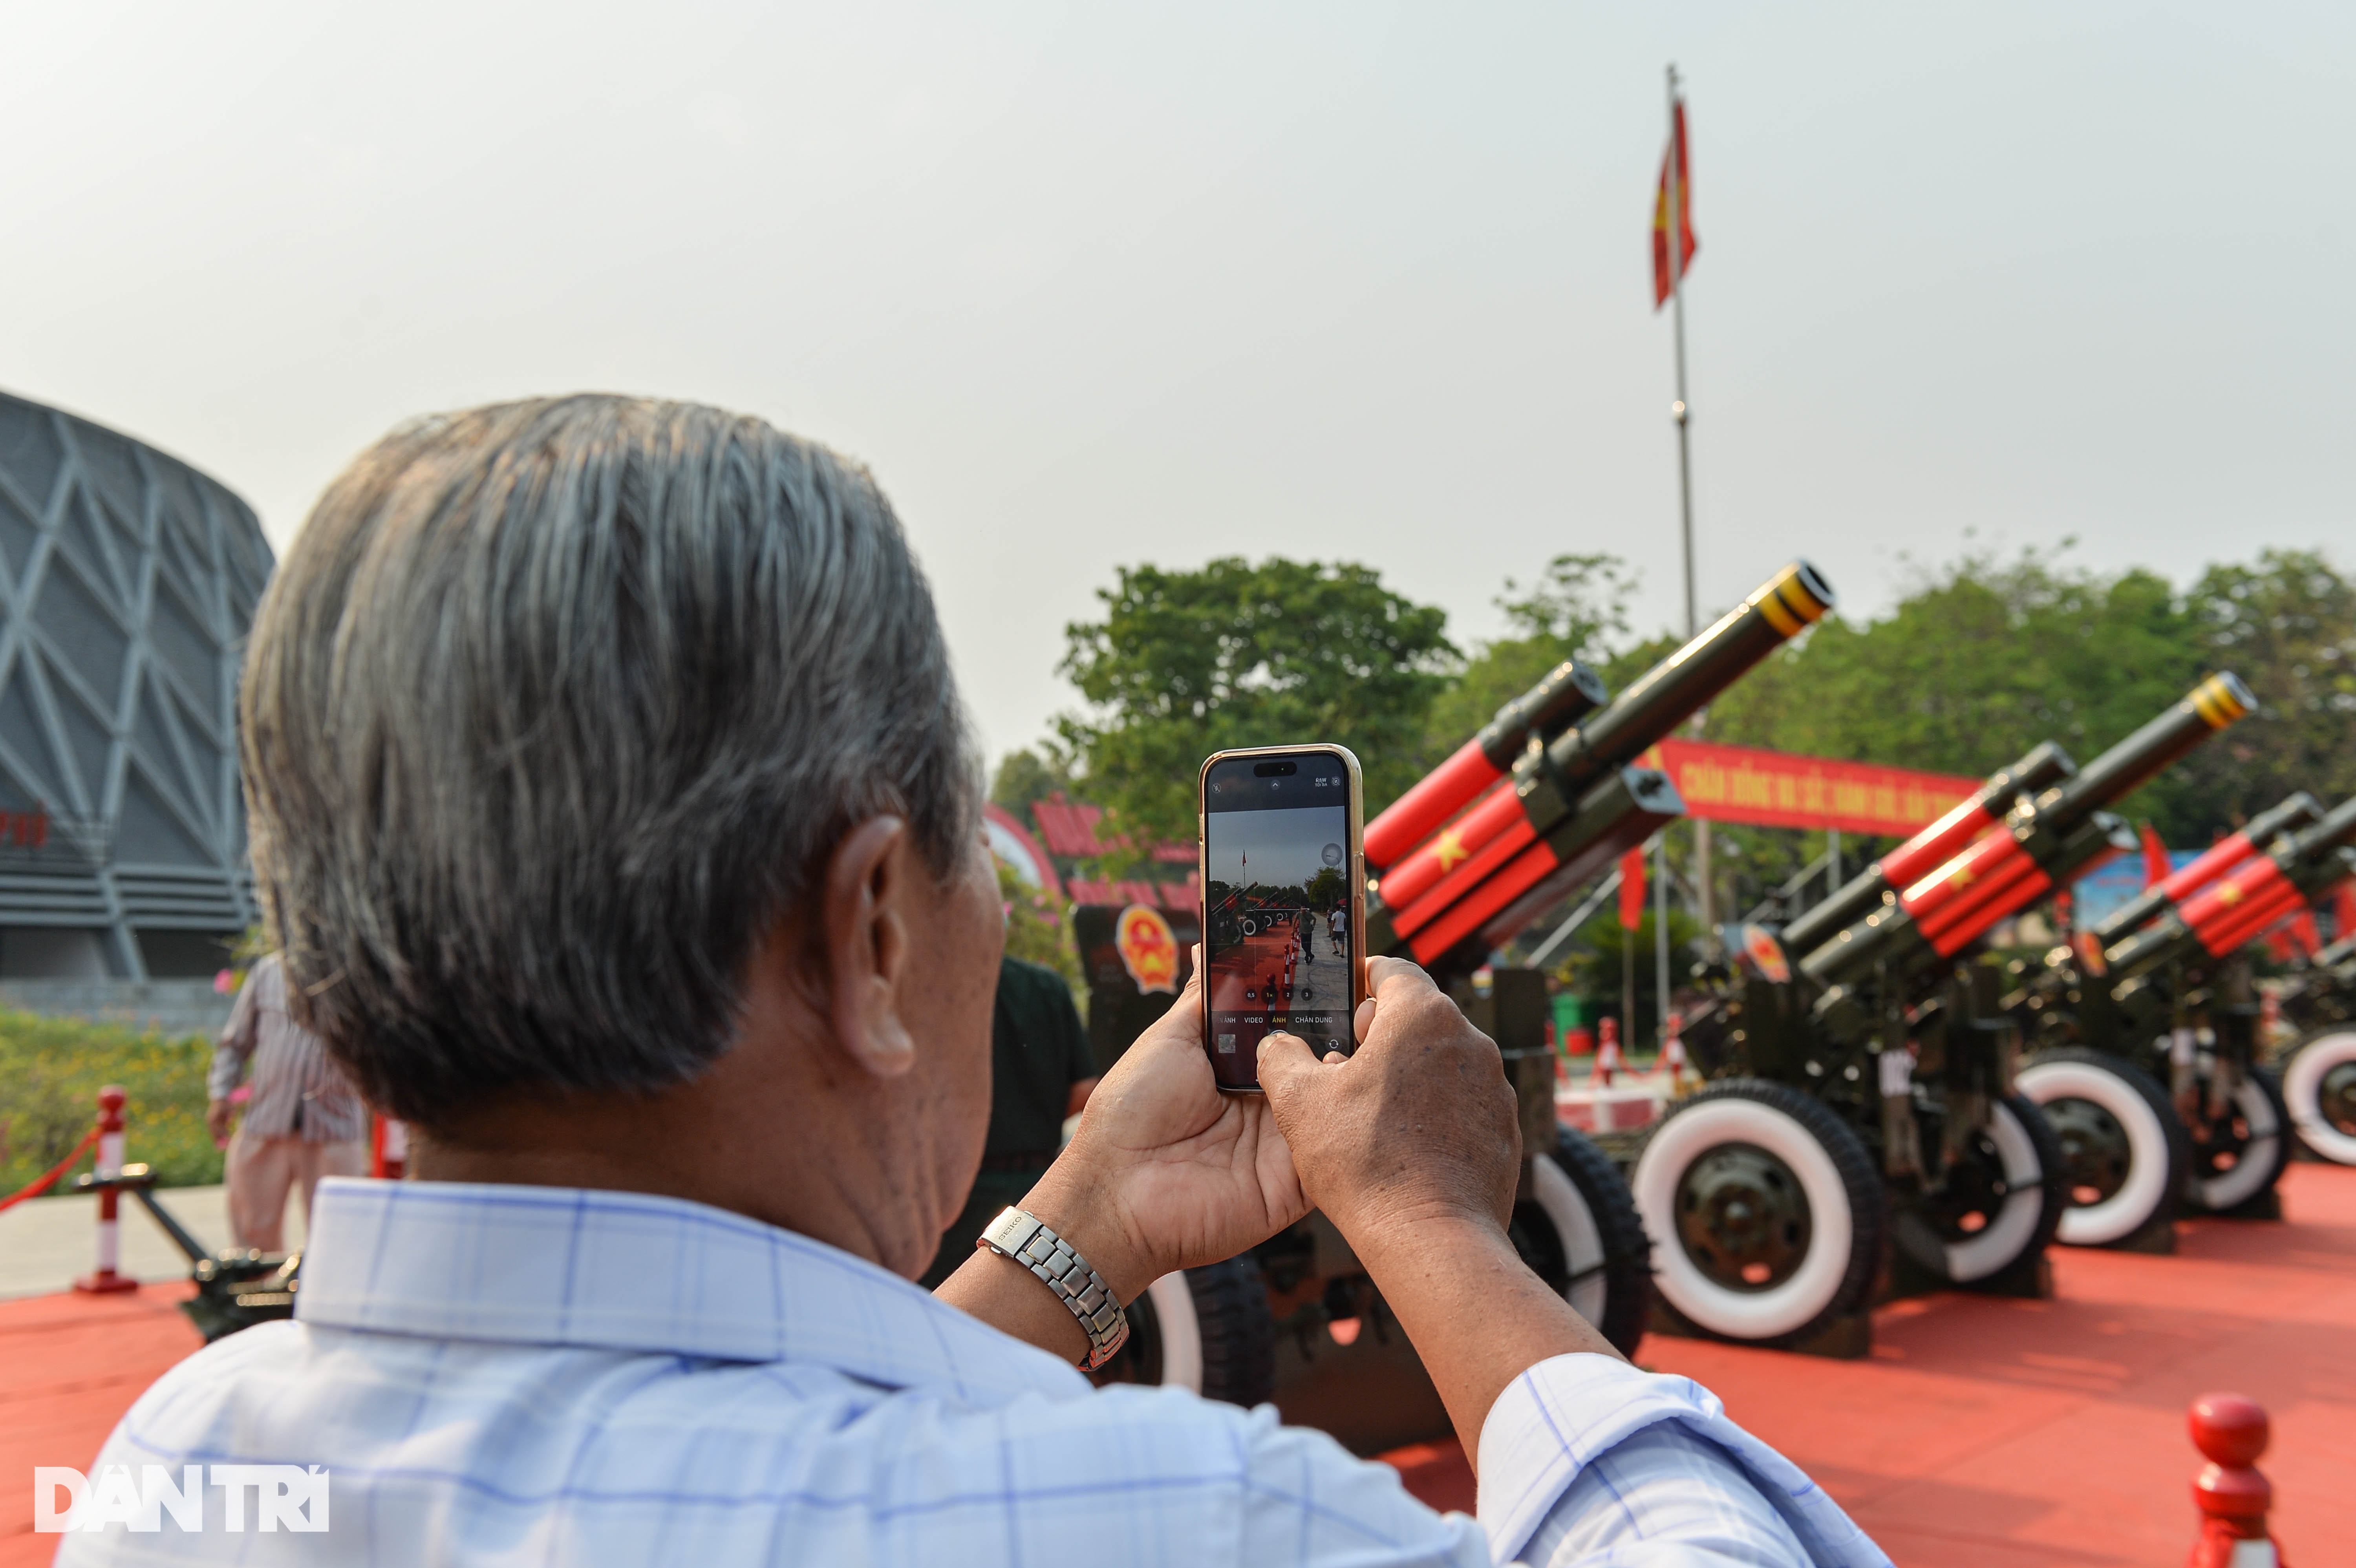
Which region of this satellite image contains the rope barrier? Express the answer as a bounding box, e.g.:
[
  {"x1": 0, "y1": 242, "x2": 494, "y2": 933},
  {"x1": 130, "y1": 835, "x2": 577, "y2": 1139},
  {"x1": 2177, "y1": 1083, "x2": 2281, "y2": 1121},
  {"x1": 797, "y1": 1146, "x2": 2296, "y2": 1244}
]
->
[{"x1": 0, "y1": 1123, "x2": 102, "y2": 1214}]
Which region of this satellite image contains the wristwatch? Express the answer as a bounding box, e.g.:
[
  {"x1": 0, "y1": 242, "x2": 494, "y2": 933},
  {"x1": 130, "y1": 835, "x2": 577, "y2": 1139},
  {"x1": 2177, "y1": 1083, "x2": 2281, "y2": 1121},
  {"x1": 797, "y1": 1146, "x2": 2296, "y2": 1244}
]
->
[{"x1": 977, "y1": 1208, "x2": 1130, "y2": 1370}]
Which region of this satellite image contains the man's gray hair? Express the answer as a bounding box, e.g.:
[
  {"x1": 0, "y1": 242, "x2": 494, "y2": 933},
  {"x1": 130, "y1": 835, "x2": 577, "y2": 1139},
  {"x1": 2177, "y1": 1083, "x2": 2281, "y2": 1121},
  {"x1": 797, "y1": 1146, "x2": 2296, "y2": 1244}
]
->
[{"x1": 240, "y1": 396, "x2": 978, "y2": 1128}]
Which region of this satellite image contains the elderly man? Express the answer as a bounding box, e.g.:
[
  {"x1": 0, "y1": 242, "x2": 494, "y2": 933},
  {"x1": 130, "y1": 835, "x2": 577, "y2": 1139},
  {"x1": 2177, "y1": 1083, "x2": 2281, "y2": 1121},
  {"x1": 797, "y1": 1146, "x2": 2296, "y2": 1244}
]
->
[{"x1": 72, "y1": 398, "x2": 1884, "y2": 1566}]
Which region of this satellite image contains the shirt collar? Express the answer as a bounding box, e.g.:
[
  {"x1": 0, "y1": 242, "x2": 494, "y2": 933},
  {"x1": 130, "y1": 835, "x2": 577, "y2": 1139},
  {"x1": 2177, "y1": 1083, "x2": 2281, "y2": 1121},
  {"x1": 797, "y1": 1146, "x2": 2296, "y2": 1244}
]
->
[{"x1": 296, "y1": 1177, "x2": 1092, "y2": 1407}]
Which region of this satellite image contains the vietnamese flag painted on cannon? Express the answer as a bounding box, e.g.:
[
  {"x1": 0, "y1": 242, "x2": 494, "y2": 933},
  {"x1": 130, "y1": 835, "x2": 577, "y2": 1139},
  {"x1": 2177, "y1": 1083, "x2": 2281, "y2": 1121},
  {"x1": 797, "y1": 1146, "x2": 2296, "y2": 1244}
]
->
[{"x1": 1641, "y1": 739, "x2": 1979, "y2": 836}]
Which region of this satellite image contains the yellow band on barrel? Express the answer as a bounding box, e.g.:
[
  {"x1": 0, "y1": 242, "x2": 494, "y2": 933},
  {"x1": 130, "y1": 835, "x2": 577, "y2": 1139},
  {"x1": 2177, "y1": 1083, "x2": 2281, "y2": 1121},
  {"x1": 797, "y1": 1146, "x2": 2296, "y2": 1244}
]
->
[
  {"x1": 1774, "y1": 575, "x2": 1830, "y2": 626},
  {"x1": 1754, "y1": 585, "x2": 1803, "y2": 637},
  {"x1": 2191, "y1": 674, "x2": 2247, "y2": 729}
]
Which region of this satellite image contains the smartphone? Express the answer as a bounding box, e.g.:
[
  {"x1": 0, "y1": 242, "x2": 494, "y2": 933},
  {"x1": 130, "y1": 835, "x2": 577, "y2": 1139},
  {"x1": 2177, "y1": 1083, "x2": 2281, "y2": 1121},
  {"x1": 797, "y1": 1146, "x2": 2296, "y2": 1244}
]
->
[{"x1": 1198, "y1": 744, "x2": 1367, "y2": 1092}]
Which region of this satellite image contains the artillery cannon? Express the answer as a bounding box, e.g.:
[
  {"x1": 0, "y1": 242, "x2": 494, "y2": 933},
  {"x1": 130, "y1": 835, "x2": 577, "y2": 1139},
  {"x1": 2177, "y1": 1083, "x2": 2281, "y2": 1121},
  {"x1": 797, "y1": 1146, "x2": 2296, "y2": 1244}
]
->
[
  {"x1": 1992, "y1": 792, "x2": 2356, "y2": 1246},
  {"x1": 1076, "y1": 559, "x2": 1833, "y2": 1436},
  {"x1": 1648, "y1": 676, "x2": 2252, "y2": 1348}
]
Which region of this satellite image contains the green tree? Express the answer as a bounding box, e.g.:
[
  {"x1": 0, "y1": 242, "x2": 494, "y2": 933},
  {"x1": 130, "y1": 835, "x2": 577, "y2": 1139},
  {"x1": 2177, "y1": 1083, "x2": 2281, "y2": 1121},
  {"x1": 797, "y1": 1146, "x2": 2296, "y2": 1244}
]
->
[
  {"x1": 997, "y1": 860, "x2": 1082, "y2": 996},
  {"x1": 1706, "y1": 546, "x2": 2220, "y2": 839},
  {"x1": 1424, "y1": 553, "x2": 1636, "y2": 753},
  {"x1": 1055, "y1": 557, "x2": 1455, "y2": 849},
  {"x1": 2175, "y1": 549, "x2": 2356, "y2": 828},
  {"x1": 990, "y1": 748, "x2": 1069, "y2": 823}
]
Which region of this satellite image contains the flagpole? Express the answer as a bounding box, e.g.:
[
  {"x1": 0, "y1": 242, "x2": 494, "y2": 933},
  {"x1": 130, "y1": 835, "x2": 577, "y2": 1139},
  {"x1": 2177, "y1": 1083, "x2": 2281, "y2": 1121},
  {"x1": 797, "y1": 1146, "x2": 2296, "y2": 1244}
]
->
[{"x1": 1664, "y1": 62, "x2": 1708, "y2": 1021}]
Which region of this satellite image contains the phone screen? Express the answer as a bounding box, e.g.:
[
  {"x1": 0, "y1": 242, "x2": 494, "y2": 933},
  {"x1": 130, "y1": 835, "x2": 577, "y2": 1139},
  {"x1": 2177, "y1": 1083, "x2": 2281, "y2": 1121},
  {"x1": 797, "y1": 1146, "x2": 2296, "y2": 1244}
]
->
[{"x1": 1201, "y1": 750, "x2": 1358, "y2": 1090}]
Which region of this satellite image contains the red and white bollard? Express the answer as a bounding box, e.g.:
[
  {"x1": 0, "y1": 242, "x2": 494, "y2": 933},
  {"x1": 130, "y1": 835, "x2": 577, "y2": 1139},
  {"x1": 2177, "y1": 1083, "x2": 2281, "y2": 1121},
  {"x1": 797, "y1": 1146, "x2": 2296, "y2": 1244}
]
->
[
  {"x1": 2188, "y1": 1393, "x2": 2285, "y2": 1568},
  {"x1": 73, "y1": 1086, "x2": 137, "y2": 1295},
  {"x1": 1661, "y1": 1011, "x2": 1690, "y2": 1093},
  {"x1": 371, "y1": 1115, "x2": 409, "y2": 1181},
  {"x1": 1591, "y1": 1018, "x2": 1623, "y2": 1131}
]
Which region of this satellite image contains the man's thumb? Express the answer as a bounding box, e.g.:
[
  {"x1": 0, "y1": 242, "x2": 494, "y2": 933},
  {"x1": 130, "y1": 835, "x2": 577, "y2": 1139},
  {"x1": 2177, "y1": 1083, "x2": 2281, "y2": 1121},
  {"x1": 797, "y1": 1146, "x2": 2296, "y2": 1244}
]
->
[{"x1": 1255, "y1": 1030, "x2": 1319, "y2": 1100}]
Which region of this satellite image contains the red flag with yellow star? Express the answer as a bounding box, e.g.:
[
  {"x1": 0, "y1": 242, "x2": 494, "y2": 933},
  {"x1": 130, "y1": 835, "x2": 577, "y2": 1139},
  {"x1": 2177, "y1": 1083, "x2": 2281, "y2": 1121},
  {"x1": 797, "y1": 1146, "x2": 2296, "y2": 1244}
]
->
[
  {"x1": 1652, "y1": 101, "x2": 1697, "y2": 308},
  {"x1": 1618, "y1": 846, "x2": 1648, "y2": 930}
]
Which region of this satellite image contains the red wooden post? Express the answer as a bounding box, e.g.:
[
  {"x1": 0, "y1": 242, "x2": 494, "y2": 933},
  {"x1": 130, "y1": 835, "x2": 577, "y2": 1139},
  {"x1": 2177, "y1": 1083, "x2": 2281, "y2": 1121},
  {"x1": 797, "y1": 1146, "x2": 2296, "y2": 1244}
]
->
[
  {"x1": 2188, "y1": 1393, "x2": 2284, "y2": 1568},
  {"x1": 72, "y1": 1086, "x2": 137, "y2": 1295}
]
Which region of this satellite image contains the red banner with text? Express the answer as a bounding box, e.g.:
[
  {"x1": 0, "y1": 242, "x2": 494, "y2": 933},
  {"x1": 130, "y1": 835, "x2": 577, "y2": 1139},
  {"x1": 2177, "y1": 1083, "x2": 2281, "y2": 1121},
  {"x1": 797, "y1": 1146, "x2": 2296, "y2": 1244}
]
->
[{"x1": 1642, "y1": 740, "x2": 1977, "y2": 837}]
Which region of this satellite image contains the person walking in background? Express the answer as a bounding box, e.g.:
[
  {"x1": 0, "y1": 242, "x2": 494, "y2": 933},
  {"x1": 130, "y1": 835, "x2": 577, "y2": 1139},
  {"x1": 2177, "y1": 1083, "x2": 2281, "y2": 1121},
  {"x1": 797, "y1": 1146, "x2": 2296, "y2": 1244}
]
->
[
  {"x1": 1329, "y1": 899, "x2": 1348, "y2": 956},
  {"x1": 206, "y1": 952, "x2": 368, "y2": 1250},
  {"x1": 920, "y1": 954, "x2": 1099, "y2": 1288}
]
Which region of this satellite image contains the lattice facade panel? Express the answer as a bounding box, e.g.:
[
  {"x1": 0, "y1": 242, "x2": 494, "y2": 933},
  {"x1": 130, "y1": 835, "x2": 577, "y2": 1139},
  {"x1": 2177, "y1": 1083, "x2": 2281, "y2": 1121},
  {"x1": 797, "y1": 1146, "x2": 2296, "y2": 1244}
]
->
[{"x1": 0, "y1": 391, "x2": 273, "y2": 978}]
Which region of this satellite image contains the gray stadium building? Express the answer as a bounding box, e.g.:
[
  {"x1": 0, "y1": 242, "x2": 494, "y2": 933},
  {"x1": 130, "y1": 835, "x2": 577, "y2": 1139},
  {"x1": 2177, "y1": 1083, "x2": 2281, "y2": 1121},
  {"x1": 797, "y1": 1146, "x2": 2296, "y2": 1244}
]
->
[{"x1": 0, "y1": 391, "x2": 272, "y2": 981}]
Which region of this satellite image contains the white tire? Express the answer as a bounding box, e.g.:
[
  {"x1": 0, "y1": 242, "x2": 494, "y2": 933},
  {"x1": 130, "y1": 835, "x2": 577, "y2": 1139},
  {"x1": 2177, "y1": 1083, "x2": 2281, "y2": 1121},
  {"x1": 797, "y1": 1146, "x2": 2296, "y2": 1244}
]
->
[
  {"x1": 1141, "y1": 1273, "x2": 1202, "y2": 1393},
  {"x1": 2283, "y1": 1029, "x2": 2356, "y2": 1166},
  {"x1": 2017, "y1": 1054, "x2": 2179, "y2": 1246},
  {"x1": 1937, "y1": 1098, "x2": 2051, "y2": 1281},
  {"x1": 2191, "y1": 1071, "x2": 2286, "y2": 1213},
  {"x1": 1528, "y1": 1153, "x2": 1608, "y2": 1327},
  {"x1": 1632, "y1": 1081, "x2": 1878, "y2": 1344}
]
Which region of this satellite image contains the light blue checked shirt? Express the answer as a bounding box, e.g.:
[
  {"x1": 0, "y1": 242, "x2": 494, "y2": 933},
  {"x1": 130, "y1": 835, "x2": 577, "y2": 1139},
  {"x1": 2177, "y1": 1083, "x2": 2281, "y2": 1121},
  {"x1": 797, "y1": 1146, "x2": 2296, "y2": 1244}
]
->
[{"x1": 69, "y1": 1179, "x2": 1888, "y2": 1566}]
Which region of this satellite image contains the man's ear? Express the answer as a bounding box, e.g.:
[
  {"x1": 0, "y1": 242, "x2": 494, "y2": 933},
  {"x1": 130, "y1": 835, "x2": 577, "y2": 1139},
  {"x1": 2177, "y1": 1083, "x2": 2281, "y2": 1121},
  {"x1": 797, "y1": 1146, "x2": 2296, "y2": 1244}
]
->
[{"x1": 819, "y1": 815, "x2": 918, "y2": 1079}]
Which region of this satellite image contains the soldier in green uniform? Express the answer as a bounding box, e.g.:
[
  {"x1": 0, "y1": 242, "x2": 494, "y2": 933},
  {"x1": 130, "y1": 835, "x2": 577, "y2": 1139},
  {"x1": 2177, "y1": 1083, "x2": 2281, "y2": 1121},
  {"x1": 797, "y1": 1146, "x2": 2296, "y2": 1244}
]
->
[{"x1": 920, "y1": 955, "x2": 1100, "y2": 1288}]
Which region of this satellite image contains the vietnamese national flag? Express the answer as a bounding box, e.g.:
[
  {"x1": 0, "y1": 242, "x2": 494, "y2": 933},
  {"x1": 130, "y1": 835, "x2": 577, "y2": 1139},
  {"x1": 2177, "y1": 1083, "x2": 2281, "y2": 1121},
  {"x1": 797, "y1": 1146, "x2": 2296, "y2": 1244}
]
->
[
  {"x1": 1618, "y1": 845, "x2": 1649, "y2": 931},
  {"x1": 2139, "y1": 822, "x2": 2171, "y2": 888},
  {"x1": 1651, "y1": 102, "x2": 1697, "y2": 308}
]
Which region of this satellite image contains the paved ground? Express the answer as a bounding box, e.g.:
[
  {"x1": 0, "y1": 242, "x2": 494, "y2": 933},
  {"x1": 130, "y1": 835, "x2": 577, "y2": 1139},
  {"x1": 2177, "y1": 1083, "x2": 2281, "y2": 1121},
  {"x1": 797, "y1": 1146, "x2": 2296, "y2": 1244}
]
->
[
  {"x1": 2, "y1": 1168, "x2": 2347, "y2": 1564},
  {"x1": 0, "y1": 1186, "x2": 304, "y2": 1301},
  {"x1": 1389, "y1": 1162, "x2": 2356, "y2": 1565}
]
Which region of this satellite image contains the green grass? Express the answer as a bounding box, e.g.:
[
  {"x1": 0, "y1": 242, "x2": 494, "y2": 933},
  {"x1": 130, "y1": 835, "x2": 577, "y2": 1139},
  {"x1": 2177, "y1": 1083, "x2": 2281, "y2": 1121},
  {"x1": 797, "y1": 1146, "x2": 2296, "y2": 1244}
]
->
[{"x1": 0, "y1": 1011, "x2": 222, "y2": 1199}]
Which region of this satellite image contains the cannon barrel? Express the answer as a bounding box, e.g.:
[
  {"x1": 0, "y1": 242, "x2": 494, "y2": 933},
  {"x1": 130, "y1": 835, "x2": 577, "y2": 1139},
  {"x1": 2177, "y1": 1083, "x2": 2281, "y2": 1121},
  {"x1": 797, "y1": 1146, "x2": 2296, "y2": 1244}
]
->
[
  {"x1": 1365, "y1": 658, "x2": 1607, "y2": 870},
  {"x1": 1793, "y1": 674, "x2": 2252, "y2": 987},
  {"x1": 2064, "y1": 673, "x2": 2254, "y2": 811},
  {"x1": 1780, "y1": 740, "x2": 2076, "y2": 957},
  {"x1": 2105, "y1": 796, "x2": 2356, "y2": 978},
  {"x1": 1376, "y1": 560, "x2": 1832, "y2": 917},
  {"x1": 2089, "y1": 791, "x2": 2323, "y2": 945}
]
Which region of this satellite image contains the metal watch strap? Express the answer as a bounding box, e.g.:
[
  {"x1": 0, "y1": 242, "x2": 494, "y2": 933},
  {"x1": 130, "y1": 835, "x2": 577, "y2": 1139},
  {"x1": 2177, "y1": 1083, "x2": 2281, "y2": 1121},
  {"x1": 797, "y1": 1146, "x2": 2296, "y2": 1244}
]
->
[{"x1": 977, "y1": 1207, "x2": 1130, "y2": 1371}]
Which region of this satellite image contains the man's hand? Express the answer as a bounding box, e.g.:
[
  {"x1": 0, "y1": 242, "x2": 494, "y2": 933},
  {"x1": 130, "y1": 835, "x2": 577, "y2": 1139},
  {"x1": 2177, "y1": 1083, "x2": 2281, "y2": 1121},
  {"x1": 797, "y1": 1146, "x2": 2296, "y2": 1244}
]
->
[
  {"x1": 206, "y1": 1098, "x2": 234, "y2": 1149},
  {"x1": 1264, "y1": 956, "x2": 1618, "y2": 1464},
  {"x1": 1018, "y1": 953, "x2": 1308, "y2": 1303},
  {"x1": 1257, "y1": 956, "x2": 1520, "y2": 1247}
]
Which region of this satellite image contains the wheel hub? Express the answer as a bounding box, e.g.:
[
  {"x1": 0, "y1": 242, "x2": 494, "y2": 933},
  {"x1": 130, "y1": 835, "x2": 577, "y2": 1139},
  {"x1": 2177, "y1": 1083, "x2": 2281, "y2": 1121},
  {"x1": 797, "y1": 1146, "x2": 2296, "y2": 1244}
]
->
[
  {"x1": 2190, "y1": 1069, "x2": 2259, "y2": 1177},
  {"x1": 2041, "y1": 1095, "x2": 2131, "y2": 1208},
  {"x1": 1676, "y1": 1142, "x2": 1812, "y2": 1292},
  {"x1": 1919, "y1": 1124, "x2": 2013, "y2": 1239},
  {"x1": 2319, "y1": 1060, "x2": 2356, "y2": 1139}
]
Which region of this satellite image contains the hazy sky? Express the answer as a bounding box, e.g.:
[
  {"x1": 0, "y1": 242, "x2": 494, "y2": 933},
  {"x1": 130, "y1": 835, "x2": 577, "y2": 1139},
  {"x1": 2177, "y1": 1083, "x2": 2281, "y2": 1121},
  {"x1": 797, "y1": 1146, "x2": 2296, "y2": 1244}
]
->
[{"x1": 5, "y1": 3, "x2": 2350, "y2": 762}]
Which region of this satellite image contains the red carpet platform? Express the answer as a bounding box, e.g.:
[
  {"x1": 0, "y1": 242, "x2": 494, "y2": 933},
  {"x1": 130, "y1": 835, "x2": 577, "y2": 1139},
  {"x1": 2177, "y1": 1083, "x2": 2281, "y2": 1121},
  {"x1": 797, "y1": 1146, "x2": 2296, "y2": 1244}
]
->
[
  {"x1": 4, "y1": 1166, "x2": 2349, "y2": 1564},
  {"x1": 1388, "y1": 1162, "x2": 2356, "y2": 1565}
]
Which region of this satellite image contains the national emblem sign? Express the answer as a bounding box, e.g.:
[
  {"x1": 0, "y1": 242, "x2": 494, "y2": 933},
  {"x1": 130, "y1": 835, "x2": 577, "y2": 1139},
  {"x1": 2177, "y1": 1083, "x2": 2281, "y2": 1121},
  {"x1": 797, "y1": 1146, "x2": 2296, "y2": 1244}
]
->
[{"x1": 1114, "y1": 904, "x2": 1181, "y2": 995}]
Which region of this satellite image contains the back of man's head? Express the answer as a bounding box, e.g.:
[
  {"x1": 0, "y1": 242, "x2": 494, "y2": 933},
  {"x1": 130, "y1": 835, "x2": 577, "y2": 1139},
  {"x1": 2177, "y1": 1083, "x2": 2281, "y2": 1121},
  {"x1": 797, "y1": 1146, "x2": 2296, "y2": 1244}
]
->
[{"x1": 241, "y1": 395, "x2": 976, "y2": 1128}]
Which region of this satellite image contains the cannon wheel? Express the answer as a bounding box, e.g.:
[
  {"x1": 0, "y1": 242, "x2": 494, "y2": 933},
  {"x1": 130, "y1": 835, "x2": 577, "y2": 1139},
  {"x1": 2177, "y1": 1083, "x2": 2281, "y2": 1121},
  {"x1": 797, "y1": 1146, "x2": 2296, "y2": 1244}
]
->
[
  {"x1": 1090, "y1": 1257, "x2": 1275, "y2": 1407},
  {"x1": 2187, "y1": 1063, "x2": 2291, "y2": 1214},
  {"x1": 1631, "y1": 1078, "x2": 1881, "y2": 1348},
  {"x1": 2016, "y1": 1048, "x2": 2190, "y2": 1246},
  {"x1": 1891, "y1": 1093, "x2": 2065, "y2": 1281},
  {"x1": 2282, "y1": 1027, "x2": 2356, "y2": 1166},
  {"x1": 1509, "y1": 1128, "x2": 1653, "y2": 1357}
]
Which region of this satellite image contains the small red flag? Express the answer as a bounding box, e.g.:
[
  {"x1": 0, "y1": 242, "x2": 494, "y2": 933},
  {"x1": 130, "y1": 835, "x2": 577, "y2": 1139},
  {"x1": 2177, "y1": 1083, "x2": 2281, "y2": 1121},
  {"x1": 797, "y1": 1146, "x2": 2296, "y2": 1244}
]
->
[
  {"x1": 2139, "y1": 822, "x2": 2171, "y2": 888},
  {"x1": 1618, "y1": 846, "x2": 1648, "y2": 930},
  {"x1": 1651, "y1": 102, "x2": 1697, "y2": 308},
  {"x1": 2336, "y1": 884, "x2": 2356, "y2": 942}
]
